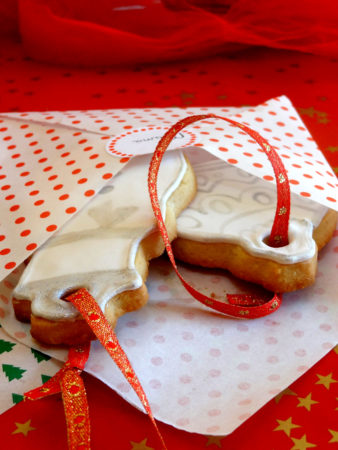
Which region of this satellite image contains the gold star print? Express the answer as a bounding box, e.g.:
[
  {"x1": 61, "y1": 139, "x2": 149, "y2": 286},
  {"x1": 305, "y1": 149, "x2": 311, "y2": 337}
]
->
[
  {"x1": 290, "y1": 434, "x2": 316, "y2": 449},
  {"x1": 274, "y1": 417, "x2": 301, "y2": 436},
  {"x1": 316, "y1": 373, "x2": 338, "y2": 390},
  {"x1": 334, "y1": 345, "x2": 338, "y2": 354},
  {"x1": 130, "y1": 438, "x2": 154, "y2": 450},
  {"x1": 275, "y1": 387, "x2": 297, "y2": 404},
  {"x1": 328, "y1": 429, "x2": 338, "y2": 443},
  {"x1": 205, "y1": 435, "x2": 225, "y2": 447},
  {"x1": 327, "y1": 146, "x2": 338, "y2": 153},
  {"x1": 297, "y1": 393, "x2": 319, "y2": 412},
  {"x1": 12, "y1": 419, "x2": 36, "y2": 437}
]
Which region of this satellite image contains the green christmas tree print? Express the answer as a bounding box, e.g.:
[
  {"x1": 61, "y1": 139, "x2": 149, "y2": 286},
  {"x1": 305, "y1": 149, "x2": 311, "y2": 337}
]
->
[
  {"x1": 2, "y1": 364, "x2": 26, "y2": 381},
  {"x1": 0, "y1": 339, "x2": 16, "y2": 354},
  {"x1": 41, "y1": 374, "x2": 52, "y2": 384},
  {"x1": 12, "y1": 393, "x2": 24, "y2": 404},
  {"x1": 31, "y1": 348, "x2": 51, "y2": 363}
]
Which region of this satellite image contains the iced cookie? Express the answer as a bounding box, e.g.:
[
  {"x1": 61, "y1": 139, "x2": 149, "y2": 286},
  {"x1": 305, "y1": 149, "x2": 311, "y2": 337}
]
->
[
  {"x1": 12, "y1": 152, "x2": 196, "y2": 345},
  {"x1": 173, "y1": 152, "x2": 337, "y2": 292}
]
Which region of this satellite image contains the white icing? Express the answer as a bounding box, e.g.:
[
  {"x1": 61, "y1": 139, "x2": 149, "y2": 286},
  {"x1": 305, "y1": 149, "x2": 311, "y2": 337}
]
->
[
  {"x1": 14, "y1": 152, "x2": 187, "y2": 320},
  {"x1": 177, "y1": 151, "x2": 328, "y2": 264}
]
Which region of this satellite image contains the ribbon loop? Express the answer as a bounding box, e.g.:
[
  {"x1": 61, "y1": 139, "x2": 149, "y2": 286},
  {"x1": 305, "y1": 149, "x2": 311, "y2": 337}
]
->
[{"x1": 148, "y1": 114, "x2": 291, "y2": 318}]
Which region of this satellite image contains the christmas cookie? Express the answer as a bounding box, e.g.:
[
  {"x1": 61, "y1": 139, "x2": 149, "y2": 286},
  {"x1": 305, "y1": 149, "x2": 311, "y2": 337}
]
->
[
  {"x1": 173, "y1": 152, "x2": 337, "y2": 292},
  {"x1": 12, "y1": 151, "x2": 196, "y2": 345}
]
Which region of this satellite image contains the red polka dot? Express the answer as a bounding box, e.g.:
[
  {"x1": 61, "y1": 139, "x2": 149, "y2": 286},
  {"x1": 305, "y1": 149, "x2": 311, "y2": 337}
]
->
[
  {"x1": 72, "y1": 169, "x2": 81, "y2": 175},
  {"x1": 1, "y1": 185, "x2": 11, "y2": 191},
  {"x1": 78, "y1": 178, "x2": 87, "y2": 184},
  {"x1": 263, "y1": 175, "x2": 274, "y2": 181},
  {"x1": 10, "y1": 205, "x2": 20, "y2": 212},
  {"x1": 95, "y1": 163, "x2": 105, "y2": 168},
  {"x1": 102, "y1": 173, "x2": 113, "y2": 179},
  {"x1": 56, "y1": 144, "x2": 65, "y2": 149},
  {"x1": 120, "y1": 157, "x2": 130, "y2": 163},
  {"x1": 89, "y1": 154, "x2": 99, "y2": 159},
  {"x1": 46, "y1": 225, "x2": 57, "y2": 232},
  {"x1": 66, "y1": 160, "x2": 75, "y2": 166},
  {"x1": 5, "y1": 194, "x2": 14, "y2": 200},
  {"x1": 78, "y1": 139, "x2": 87, "y2": 144},
  {"x1": 124, "y1": 125, "x2": 133, "y2": 129},
  {"x1": 289, "y1": 179, "x2": 299, "y2": 185},
  {"x1": 51, "y1": 136, "x2": 60, "y2": 141},
  {"x1": 0, "y1": 248, "x2": 10, "y2": 255},
  {"x1": 228, "y1": 159, "x2": 238, "y2": 164},
  {"x1": 29, "y1": 190, "x2": 39, "y2": 196},
  {"x1": 218, "y1": 147, "x2": 228, "y2": 152},
  {"x1": 61, "y1": 152, "x2": 70, "y2": 158},
  {"x1": 20, "y1": 229, "x2": 31, "y2": 237},
  {"x1": 5, "y1": 262, "x2": 16, "y2": 270},
  {"x1": 85, "y1": 190, "x2": 95, "y2": 197},
  {"x1": 34, "y1": 149, "x2": 43, "y2": 154},
  {"x1": 292, "y1": 164, "x2": 301, "y2": 168},
  {"x1": 83, "y1": 146, "x2": 93, "y2": 151},
  {"x1": 327, "y1": 197, "x2": 336, "y2": 203},
  {"x1": 26, "y1": 243, "x2": 37, "y2": 251},
  {"x1": 40, "y1": 211, "x2": 50, "y2": 218},
  {"x1": 300, "y1": 192, "x2": 311, "y2": 197},
  {"x1": 15, "y1": 217, "x2": 25, "y2": 224},
  {"x1": 29, "y1": 141, "x2": 38, "y2": 146},
  {"x1": 0, "y1": 235, "x2": 5, "y2": 241},
  {"x1": 25, "y1": 181, "x2": 34, "y2": 187},
  {"x1": 100, "y1": 126, "x2": 109, "y2": 131},
  {"x1": 20, "y1": 171, "x2": 30, "y2": 177},
  {"x1": 48, "y1": 175, "x2": 58, "y2": 181},
  {"x1": 53, "y1": 184, "x2": 63, "y2": 190},
  {"x1": 59, "y1": 194, "x2": 69, "y2": 201},
  {"x1": 303, "y1": 174, "x2": 312, "y2": 179},
  {"x1": 253, "y1": 163, "x2": 263, "y2": 168},
  {"x1": 243, "y1": 152, "x2": 253, "y2": 157},
  {"x1": 43, "y1": 166, "x2": 53, "y2": 172},
  {"x1": 66, "y1": 207, "x2": 77, "y2": 214},
  {"x1": 315, "y1": 185, "x2": 324, "y2": 190},
  {"x1": 34, "y1": 199, "x2": 44, "y2": 206}
]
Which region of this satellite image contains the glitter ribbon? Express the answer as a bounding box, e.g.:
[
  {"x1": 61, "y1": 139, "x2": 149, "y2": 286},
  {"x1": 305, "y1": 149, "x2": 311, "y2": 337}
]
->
[
  {"x1": 148, "y1": 114, "x2": 291, "y2": 318},
  {"x1": 25, "y1": 344, "x2": 91, "y2": 450},
  {"x1": 67, "y1": 289, "x2": 167, "y2": 450}
]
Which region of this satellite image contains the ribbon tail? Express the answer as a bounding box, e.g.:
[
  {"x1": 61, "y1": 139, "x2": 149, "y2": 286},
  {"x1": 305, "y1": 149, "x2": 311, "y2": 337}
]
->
[{"x1": 60, "y1": 367, "x2": 91, "y2": 450}]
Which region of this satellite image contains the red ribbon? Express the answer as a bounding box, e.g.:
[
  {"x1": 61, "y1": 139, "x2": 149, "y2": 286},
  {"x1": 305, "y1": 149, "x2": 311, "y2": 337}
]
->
[
  {"x1": 148, "y1": 114, "x2": 291, "y2": 318},
  {"x1": 66, "y1": 289, "x2": 167, "y2": 450},
  {"x1": 25, "y1": 344, "x2": 91, "y2": 450}
]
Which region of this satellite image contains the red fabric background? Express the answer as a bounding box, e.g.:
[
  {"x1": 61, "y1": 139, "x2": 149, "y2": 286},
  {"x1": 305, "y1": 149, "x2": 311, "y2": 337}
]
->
[{"x1": 1, "y1": 1, "x2": 338, "y2": 65}]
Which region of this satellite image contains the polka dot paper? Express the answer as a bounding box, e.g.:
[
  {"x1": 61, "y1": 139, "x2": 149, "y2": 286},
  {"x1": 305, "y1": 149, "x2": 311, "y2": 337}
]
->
[
  {"x1": 0, "y1": 117, "x2": 130, "y2": 282},
  {"x1": 0, "y1": 228, "x2": 337, "y2": 435},
  {"x1": 1, "y1": 95, "x2": 336, "y2": 283}
]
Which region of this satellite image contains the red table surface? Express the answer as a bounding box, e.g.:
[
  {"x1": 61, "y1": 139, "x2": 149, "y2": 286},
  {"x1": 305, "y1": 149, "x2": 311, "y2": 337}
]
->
[{"x1": 0, "y1": 39, "x2": 337, "y2": 449}]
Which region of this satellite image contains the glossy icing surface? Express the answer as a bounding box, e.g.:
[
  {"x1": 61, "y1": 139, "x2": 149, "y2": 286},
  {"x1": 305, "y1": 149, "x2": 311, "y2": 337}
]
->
[
  {"x1": 13, "y1": 152, "x2": 187, "y2": 319},
  {"x1": 177, "y1": 152, "x2": 328, "y2": 264}
]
